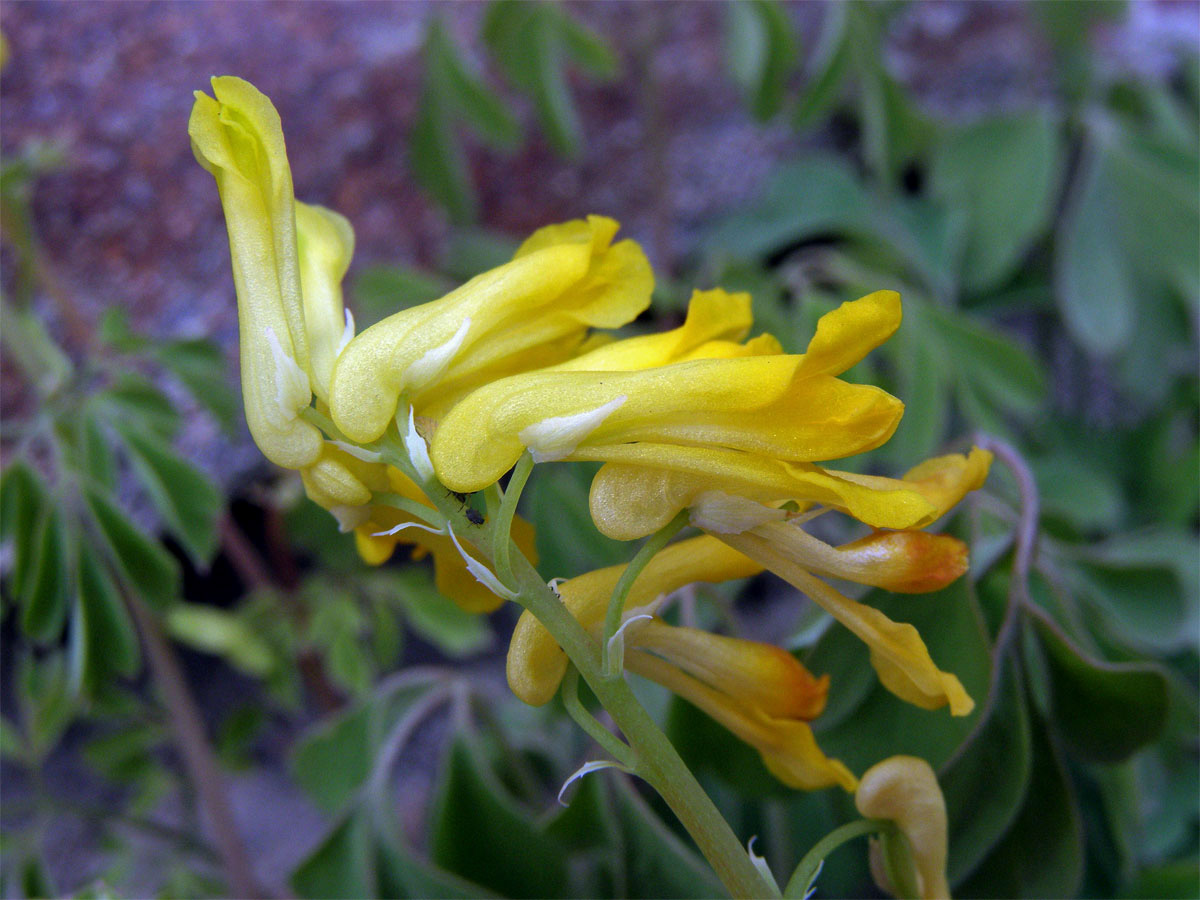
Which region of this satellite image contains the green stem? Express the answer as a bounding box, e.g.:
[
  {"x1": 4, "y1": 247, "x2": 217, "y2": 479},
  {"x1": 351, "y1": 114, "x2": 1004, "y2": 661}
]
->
[
  {"x1": 784, "y1": 818, "x2": 893, "y2": 899},
  {"x1": 492, "y1": 451, "x2": 533, "y2": 587},
  {"x1": 561, "y1": 666, "x2": 636, "y2": 768},
  {"x1": 322, "y1": 423, "x2": 774, "y2": 899},
  {"x1": 600, "y1": 509, "x2": 689, "y2": 676},
  {"x1": 373, "y1": 492, "x2": 445, "y2": 527}
]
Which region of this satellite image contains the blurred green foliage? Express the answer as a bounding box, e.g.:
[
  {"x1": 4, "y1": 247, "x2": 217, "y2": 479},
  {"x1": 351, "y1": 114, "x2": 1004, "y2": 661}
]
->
[{"x1": 1, "y1": 2, "x2": 1196, "y2": 898}]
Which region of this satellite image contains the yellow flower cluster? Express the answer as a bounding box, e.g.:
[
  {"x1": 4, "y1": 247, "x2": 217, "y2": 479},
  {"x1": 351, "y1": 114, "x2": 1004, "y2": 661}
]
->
[{"x1": 190, "y1": 77, "x2": 990, "y2": 816}]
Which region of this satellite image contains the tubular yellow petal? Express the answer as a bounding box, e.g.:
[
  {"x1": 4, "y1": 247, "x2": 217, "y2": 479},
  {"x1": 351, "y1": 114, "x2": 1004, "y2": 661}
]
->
[
  {"x1": 797, "y1": 290, "x2": 901, "y2": 377},
  {"x1": 585, "y1": 446, "x2": 939, "y2": 540},
  {"x1": 721, "y1": 531, "x2": 974, "y2": 716},
  {"x1": 329, "y1": 215, "x2": 651, "y2": 443},
  {"x1": 626, "y1": 649, "x2": 857, "y2": 792},
  {"x1": 506, "y1": 535, "x2": 762, "y2": 705},
  {"x1": 634, "y1": 621, "x2": 829, "y2": 720},
  {"x1": 295, "y1": 202, "x2": 354, "y2": 401},
  {"x1": 855, "y1": 756, "x2": 950, "y2": 900},
  {"x1": 432, "y1": 358, "x2": 903, "y2": 492},
  {"x1": 189, "y1": 76, "x2": 320, "y2": 469},
  {"x1": 902, "y1": 447, "x2": 993, "y2": 520},
  {"x1": 748, "y1": 524, "x2": 969, "y2": 595},
  {"x1": 550, "y1": 288, "x2": 755, "y2": 372}
]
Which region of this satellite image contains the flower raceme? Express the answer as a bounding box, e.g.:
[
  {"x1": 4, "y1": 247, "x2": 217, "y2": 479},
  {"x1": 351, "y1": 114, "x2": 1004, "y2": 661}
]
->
[{"x1": 194, "y1": 77, "x2": 989, "y2": 826}]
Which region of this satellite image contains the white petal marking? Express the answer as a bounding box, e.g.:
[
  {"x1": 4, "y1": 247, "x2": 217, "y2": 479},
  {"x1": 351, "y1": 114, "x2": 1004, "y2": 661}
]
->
[
  {"x1": 264, "y1": 326, "x2": 312, "y2": 427},
  {"x1": 336, "y1": 308, "x2": 356, "y2": 357},
  {"x1": 404, "y1": 317, "x2": 471, "y2": 390},
  {"x1": 519, "y1": 394, "x2": 627, "y2": 463},
  {"x1": 689, "y1": 490, "x2": 787, "y2": 534},
  {"x1": 403, "y1": 406, "x2": 435, "y2": 483}
]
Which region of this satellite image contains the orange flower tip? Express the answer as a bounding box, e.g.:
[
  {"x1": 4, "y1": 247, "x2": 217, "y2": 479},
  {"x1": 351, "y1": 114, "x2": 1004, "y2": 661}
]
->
[{"x1": 838, "y1": 531, "x2": 969, "y2": 594}]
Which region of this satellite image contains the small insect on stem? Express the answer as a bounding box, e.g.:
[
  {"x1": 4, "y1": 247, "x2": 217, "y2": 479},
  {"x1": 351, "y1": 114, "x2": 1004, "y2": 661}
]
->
[{"x1": 465, "y1": 508, "x2": 484, "y2": 526}]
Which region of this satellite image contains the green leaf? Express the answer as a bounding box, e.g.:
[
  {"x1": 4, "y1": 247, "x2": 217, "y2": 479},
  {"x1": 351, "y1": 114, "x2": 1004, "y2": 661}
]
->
[
  {"x1": 98, "y1": 372, "x2": 181, "y2": 439},
  {"x1": 291, "y1": 702, "x2": 374, "y2": 815},
  {"x1": 154, "y1": 338, "x2": 239, "y2": 433},
  {"x1": 20, "y1": 856, "x2": 55, "y2": 900},
  {"x1": 291, "y1": 811, "x2": 374, "y2": 900},
  {"x1": 609, "y1": 775, "x2": 727, "y2": 899},
  {"x1": 427, "y1": 19, "x2": 521, "y2": 151},
  {"x1": 75, "y1": 542, "x2": 141, "y2": 696},
  {"x1": 940, "y1": 658, "x2": 1033, "y2": 886},
  {"x1": 410, "y1": 82, "x2": 476, "y2": 223},
  {"x1": 793, "y1": 2, "x2": 849, "y2": 131},
  {"x1": 1032, "y1": 452, "x2": 1125, "y2": 533},
  {"x1": 83, "y1": 485, "x2": 180, "y2": 610},
  {"x1": 18, "y1": 653, "x2": 76, "y2": 759},
  {"x1": 526, "y1": 10, "x2": 583, "y2": 158},
  {"x1": 1055, "y1": 138, "x2": 1138, "y2": 355},
  {"x1": 557, "y1": 9, "x2": 619, "y2": 78},
  {"x1": 1120, "y1": 861, "x2": 1200, "y2": 899},
  {"x1": 77, "y1": 407, "x2": 118, "y2": 491},
  {"x1": 166, "y1": 604, "x2": 276, "y2": 677},
  {"x1": 429, "y1": 736, "x2": 568, "y2": 898},
  {"x1": 82, "y1": 725, "x2": 163, "y2": 782},
  {"x1": 930, "y1": 112, "x2": 1062, "y2": 293},
  {"x1": 1, "y1": 460, "x2": 48, "y2": 601},
  {"x1": 111, "y1": 420, "x2": 223, "y2": 567},
  {"x1": 725, "y1": 0, "x2": 798, "y2": 121},
  {"x1": 1028, "y1": 609, "x2": 1169, "y2": 762},
  {"x1": 957, "y1": 715, "x2": 1084, "y2": 898},
  {"x1": 20, "y1": 503, "x2": 71, "y2": 642},
  {"x1": 708, "y1": 154, "x2": 872, "y2": 260},
  {"x1": 922, "y1": 303, "x2": 1046, "y2": 418},
  {"x1": 290, "y1": 673, "x2": 446, "y2": 814}
]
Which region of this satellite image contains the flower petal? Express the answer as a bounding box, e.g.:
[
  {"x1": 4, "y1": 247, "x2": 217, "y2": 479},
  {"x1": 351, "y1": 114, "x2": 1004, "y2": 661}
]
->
[
  {"x1": 720, "y1": 531, "x2": 975, "y2": 716},
  {"x1": 433, "y1": 358, "x2": 903, "y2": 492},
  {"x1": 634, "y1": 620, "x2": 829, "y2": 720},
  {"x1": 189, "y1": 77, "x2": 321, "y2": 468},
  {"x1": 585, "y1": 445, "x2": 939, "y2": 540},
  {"x1": 855, "y1": 756, "x2": 950, "y2": 900},
  {"x1": 749, "y1": 523, "x2": 969, "y2": 595},
  {"x1": 626, "y1": 649, "x2": 857, "y2": 791},
  {"x1": 295, "y1": 201, "x2": 354, "y2": 401},
  {"x1": 506, "y1": 535, "x2": 762, "y2": 705},
  {"x1": 330, "y1": 215, "x2": 651, "y2": 442},
  {"x1": 796, "y1": 290, "x2": 901, "y2": 378}
]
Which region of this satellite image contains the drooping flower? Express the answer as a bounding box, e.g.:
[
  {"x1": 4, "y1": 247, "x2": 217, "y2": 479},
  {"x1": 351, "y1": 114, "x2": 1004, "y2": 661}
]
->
[
  {"x1": 507, "y1": 534, "x2": 857, "y2": 791},
  {"x1": 855, "y1": 756, "x2": 951, "y2": 900}
]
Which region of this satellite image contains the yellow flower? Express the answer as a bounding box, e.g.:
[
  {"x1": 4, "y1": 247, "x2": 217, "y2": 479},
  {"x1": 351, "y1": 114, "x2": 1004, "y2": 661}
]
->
[
  {"x1": 506, "y1": 535, "x2": 857, "y2": 791},
  {"x1": 855, "y1": 756, "x2": 951, "y2": 900},
  {"x1": 354, "y1": 468, "x2": 537, "y2": 614},
  {"x1": 432, "y1": 291, "x2": 904, "y2": 492},
  {"x1": 190, "y1": 76, "x2": 354, "y2": 470},
  {"x1": 328, "y1": 215, "x2": 653, "y2": 443}
]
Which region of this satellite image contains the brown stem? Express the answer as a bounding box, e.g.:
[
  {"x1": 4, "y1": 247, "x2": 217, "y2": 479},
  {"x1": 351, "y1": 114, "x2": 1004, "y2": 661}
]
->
[{"x1": 125, "y1": 591, "x2": 263, "y2": 899}]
